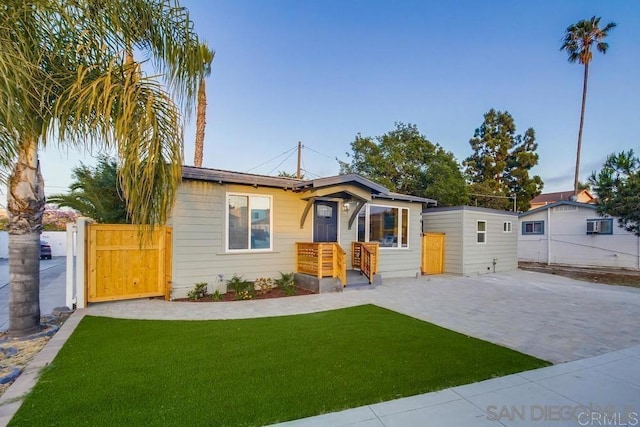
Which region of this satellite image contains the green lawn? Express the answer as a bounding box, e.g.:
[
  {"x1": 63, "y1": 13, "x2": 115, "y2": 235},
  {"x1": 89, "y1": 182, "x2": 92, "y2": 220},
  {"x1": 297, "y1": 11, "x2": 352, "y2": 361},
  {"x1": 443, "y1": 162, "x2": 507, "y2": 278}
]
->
[{"x1": 11, "y1": 305, "x2": 549, "y2": 426}]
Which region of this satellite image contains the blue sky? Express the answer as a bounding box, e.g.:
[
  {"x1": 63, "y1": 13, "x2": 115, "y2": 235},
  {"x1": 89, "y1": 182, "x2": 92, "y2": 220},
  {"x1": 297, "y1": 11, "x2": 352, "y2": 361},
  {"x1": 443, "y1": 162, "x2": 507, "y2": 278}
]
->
[{"x1": 36, "y1": 0, "x2": 640, "y2": 199}]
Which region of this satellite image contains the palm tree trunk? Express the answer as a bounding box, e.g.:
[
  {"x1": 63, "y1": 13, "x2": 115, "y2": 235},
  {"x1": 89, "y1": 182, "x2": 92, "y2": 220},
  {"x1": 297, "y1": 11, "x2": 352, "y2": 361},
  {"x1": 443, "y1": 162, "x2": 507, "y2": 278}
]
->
[
  {"x1": 7, "y1": 139, "x2": 45, "y2": 336},
  {"x1": 574, "y1": 62, "x2": 589, "y2": 196},
  {"x1": 194, "y1": 77, "x2": 207, "y2": 167}
]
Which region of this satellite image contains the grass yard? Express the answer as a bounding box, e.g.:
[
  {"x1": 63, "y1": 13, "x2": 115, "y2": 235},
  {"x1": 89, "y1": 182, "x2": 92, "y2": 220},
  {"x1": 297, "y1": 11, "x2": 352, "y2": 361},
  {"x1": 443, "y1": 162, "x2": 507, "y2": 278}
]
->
[{"x1": 11, "y1": 304, "x2": 549, "y2": 426}]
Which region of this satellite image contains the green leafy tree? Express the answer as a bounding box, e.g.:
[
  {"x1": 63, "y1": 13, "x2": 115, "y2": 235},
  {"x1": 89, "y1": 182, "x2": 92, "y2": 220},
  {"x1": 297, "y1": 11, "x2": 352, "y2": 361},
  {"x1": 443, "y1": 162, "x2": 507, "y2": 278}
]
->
[
  {"x1": 0, "y1": 1, "x2": 209, "y2": 336},
  {"x1": 340, "y1": 123, "x2": 468, "y2": 206},
  {"x1": 48, "y1": 156, "x2": 128, "y2": 224},
  {"x1": 464, "y1": 109, "x2": 543, "y2": 211},
  {"x1": 589, "y1": 150, "x2": 640, "y2": 236},
  {"x1": 561, "y1": 16, "x2": 616, "y2": 195}
]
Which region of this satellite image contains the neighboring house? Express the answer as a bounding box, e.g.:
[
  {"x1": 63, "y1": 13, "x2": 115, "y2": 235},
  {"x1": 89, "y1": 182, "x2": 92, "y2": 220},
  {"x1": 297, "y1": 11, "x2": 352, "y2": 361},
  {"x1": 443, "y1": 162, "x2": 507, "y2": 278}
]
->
[
  {"x1": 168, "y1": 167, "x2": 436, "y2": 298},
  {"x1": 518, "y1": 201, "x2": 640, "y2": 270},
  {"x1": 529, "y1": 190, "x2": 594, "y2": 210},
  {"x1": 422, "y1": 206, "x2": 518, "y2": 276}
]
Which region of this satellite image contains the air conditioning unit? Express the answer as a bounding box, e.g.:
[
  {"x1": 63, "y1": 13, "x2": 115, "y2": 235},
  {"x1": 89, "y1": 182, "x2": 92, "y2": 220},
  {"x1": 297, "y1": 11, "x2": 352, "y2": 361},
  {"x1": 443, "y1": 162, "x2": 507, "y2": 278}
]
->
[{"x1": 587, "y1": 220, "x2": 600, "y2": 234}]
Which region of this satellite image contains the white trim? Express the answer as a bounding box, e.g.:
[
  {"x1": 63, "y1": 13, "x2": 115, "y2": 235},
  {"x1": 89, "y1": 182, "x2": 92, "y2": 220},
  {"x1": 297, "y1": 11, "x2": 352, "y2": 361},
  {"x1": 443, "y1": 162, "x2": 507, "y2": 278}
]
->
[
  {"x1": 503, "y1": 221, "x2": 512, "y2": 233},
  {"x1": 225, "y1": 192, "x2": 273, "y2": 252},
  {"x1": 357, "y1": 203, "x2": 410, "y2": 249}
]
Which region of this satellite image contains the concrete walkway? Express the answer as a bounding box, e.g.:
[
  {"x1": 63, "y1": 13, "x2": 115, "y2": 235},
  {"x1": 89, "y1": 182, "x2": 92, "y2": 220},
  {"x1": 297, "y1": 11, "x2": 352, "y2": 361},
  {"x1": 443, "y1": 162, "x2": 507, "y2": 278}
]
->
[{"x1": 1, "y1": 270, "x2": 639, "y2": 426}]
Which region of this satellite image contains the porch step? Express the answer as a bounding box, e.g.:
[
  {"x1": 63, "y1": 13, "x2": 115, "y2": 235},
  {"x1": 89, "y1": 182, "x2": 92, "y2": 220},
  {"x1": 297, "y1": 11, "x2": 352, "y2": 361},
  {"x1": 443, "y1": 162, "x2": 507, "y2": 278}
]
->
[
  {"x1": 344, "y1": 269, "x2": 382, "y2": 290},
  {"x1": 294, "y1": 270, "x2": 382, "y2": 293}
]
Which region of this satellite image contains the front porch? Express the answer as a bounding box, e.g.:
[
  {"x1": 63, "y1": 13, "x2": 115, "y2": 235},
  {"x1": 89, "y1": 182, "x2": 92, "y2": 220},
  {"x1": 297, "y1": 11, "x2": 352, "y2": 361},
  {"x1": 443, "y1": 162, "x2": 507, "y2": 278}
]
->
[{"x1": 294, "y1": 242, "x2": 381, "y2": 293}]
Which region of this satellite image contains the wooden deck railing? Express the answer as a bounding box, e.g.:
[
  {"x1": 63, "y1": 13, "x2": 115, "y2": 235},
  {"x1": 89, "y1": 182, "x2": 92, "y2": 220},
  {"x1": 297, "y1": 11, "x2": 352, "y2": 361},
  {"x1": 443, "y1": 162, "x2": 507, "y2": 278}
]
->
[
  {"x1": 351, "y1": 242, "x2": 379, "y2": 280},
  {"x1": 355, "y1": 242, "x2": 378, "y2": 284},
  {"x1": 296, "y1": 242, "x2": 347, "y2": 285}
]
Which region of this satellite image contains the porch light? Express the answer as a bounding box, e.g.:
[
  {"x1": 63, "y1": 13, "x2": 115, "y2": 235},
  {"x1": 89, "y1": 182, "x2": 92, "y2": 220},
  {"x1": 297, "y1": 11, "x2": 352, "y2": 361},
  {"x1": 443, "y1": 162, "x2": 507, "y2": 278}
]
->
[{"x1": 343, "y1": 202, "x2": 350, "y2": 212}]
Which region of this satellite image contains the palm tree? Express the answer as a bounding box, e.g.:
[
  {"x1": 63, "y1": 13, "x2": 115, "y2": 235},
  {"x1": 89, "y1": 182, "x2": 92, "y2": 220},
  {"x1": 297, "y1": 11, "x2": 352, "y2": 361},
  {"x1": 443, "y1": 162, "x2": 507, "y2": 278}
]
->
[
  {"x1": 48, "y1": 156, "x2": 129, "y2": 224},
  {"x1": 194, "y1": 45, "x2": 215, "y2": 168},
  {"x1": 0, "y1": 1, "x2": 209, "y2": 336},
  {"x1": 561, "y1": 16, "x2": 616, "y2": 196}
]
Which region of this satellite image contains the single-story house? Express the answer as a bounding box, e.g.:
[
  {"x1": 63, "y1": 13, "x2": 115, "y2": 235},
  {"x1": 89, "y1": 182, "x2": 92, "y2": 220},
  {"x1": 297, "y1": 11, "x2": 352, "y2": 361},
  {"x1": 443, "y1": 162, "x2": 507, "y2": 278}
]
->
[
  {"x1": 529, "y1": 189, "x2": 594, "y2": 210},
  {"x1": 422, "y1": 206, "x2": 518, "y2": 276},
  {"x1": 168, "y1": 166, "x2": 436, "y2": 298},
  {"x1": 518, "y1": 201, "x2": 640, "y2": 270}
]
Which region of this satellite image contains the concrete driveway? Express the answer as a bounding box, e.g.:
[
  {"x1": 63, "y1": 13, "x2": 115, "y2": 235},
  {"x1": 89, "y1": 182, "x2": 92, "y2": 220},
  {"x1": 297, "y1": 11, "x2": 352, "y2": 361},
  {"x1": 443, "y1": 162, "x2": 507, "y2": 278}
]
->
[{"x1": 85, "y1": 269, "x2": 640, "y2": 364}]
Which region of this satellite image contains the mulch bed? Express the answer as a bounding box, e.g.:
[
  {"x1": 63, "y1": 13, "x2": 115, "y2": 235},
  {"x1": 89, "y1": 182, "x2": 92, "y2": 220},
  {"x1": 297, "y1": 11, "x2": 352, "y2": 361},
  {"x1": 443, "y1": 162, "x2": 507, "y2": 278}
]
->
[
  {"x1": 519, "y1": 263, "x2": 640, "y2": 288},
  {"x1": 173, "y1": 287, "x2": 316, "y2": 302}
]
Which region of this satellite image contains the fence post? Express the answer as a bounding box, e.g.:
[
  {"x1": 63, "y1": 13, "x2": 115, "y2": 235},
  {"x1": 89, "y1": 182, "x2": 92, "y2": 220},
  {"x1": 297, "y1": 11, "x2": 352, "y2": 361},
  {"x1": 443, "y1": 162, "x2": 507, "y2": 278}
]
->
[
  {"x1": 65, "y1": 223, "x2": 76, "y2": 309},
  {"x1": 74, "y1": 217, "x2": 93, "y2": 308}
]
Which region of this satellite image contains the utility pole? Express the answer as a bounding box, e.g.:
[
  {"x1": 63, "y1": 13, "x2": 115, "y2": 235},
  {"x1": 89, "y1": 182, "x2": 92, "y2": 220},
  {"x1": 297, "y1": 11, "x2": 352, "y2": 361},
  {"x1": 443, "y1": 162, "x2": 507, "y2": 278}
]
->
[{"x1": 296, "y1": 141, "x2": 302, "y2": 179}]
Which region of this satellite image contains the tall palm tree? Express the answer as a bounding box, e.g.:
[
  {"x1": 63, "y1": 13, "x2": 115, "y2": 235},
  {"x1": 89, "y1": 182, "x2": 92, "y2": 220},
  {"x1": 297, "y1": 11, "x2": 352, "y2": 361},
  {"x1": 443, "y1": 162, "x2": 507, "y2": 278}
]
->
[
  {"x1": 194, "y1": 45, "x2": 215, "y2": 168},
  {"x1": 561, "y1": 16, "x2": 616, "y2": 196},
  {"x1": 0, "y1": 1, "x2": 208, "y2": 336}
]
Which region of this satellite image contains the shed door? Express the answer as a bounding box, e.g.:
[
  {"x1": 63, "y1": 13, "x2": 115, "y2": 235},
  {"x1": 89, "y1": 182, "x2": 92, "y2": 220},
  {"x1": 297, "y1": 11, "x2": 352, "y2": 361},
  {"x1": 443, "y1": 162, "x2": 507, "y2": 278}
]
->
[
  {"x1": 313, "y1": 201, "x2": 338, "y2": 242},
  {"x1": 421, "y1": 233, "x2": 445, "y2": 274}
]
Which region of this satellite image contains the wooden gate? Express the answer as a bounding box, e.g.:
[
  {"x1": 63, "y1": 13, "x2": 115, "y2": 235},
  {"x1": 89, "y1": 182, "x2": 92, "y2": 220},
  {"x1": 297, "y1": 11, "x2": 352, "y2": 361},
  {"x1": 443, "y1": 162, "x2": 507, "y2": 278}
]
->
[
  {"x1": 86, "y1": 224, "x2": 172, "y2": 303},
  {"x1": 421, "y1": 233, "x2": 445, "y2": 275}
]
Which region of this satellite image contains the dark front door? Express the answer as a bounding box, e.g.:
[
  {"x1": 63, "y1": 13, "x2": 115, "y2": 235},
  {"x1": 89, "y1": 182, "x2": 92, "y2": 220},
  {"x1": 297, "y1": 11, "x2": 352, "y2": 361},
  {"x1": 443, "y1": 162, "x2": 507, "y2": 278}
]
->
[{"x1": 313, "y1": 201, "x2": 338, "y2": 242}]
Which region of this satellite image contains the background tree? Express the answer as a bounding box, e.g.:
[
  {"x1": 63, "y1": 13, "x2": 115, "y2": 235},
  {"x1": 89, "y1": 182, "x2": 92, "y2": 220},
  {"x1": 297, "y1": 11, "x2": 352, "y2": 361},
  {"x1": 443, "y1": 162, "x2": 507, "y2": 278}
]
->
[
  {"x1": 464, "y1": 109, "x2": 543, "y2": 211},
  {"x1": 561, "y1": 16, "x2": 616, "y2": 196},
  {"x1": 340, "y1": 123, "x2": 468, "y2": 206},
  {"x1": 48, "y1": 156, "x2": 128, "y2": 224},
  {"x1": 589, "y1": 150, "x2": 640, "y2": 236},
  {"x1": 42, "y1": 207, "x2": 79, "y2": 232},
  {"x1": 193, "y1": 45, "x2": 215, "y2": 167},
  {"x1": 0, "y1": 1, "x2": 208, "y2": 336}
]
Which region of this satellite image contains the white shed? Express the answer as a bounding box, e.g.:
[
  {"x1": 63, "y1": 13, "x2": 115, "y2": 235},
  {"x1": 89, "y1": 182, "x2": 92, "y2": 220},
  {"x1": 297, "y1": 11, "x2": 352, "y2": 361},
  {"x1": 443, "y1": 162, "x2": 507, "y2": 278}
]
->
[
  {"x1": 518, "y1": 201, "x2": 640, "y2": 270},
  {"x1": 422, "y1": 206, "x2": 518, "y2": 276}
]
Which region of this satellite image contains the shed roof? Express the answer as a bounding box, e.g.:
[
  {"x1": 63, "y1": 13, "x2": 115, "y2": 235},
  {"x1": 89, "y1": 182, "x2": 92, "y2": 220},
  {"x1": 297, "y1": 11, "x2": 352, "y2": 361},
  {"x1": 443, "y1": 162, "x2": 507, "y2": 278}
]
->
[{"x1": 422, "y1": 205, "x2": 518, "y2": 217}]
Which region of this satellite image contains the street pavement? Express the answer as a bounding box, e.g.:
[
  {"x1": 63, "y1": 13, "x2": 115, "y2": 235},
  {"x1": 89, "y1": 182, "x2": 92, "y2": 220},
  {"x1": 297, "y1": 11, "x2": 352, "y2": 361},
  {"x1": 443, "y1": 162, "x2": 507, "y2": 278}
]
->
[{"x1": 0, "y1": 257, "x2": 67, "y2": 332}]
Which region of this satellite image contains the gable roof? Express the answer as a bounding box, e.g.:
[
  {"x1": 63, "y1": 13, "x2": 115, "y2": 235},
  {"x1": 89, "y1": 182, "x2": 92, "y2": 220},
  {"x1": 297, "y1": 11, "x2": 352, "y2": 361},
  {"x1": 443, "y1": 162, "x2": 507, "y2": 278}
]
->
[
  {"x1": 530, "y1": 190, "x2": 594, "y2": 205},
  {"x1": 181, "y1": 166, "x2": 437, "y2": 204},
  {"x1": 519, "y1": 200, "x2": 597, "y2": 218},
  {"x1": 182, "y1": 166, "x2": 303, "y2": 189}
]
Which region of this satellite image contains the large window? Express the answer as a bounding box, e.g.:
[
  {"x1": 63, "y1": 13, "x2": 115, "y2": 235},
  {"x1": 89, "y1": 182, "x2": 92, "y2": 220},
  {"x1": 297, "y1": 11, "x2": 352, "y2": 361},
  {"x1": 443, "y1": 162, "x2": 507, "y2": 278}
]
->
[
  {"x1": 227, "y1": 194, "x2": 272, "y2": 251},
  {"x1": 357, "y1": 205, "x2": 409, "y2": 248},
  {"x1": 522, "y1": 220, "x2": 544, "y2": 235}
]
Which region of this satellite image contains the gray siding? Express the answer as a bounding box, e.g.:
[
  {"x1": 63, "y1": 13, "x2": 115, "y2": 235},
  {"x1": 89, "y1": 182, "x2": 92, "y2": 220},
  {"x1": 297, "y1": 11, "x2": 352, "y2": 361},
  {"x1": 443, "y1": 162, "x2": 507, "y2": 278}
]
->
[
  {"x1": 460, "y1": 210, "x2": 518, "y2": 275},
  {"x1": 170, "y1": 181, "x2": 313, "y2": 297},
  {"x1": 170, "y1": 181, "x2": 427, "y2": 298},
  {"x1": 340, "y1": 200, "x2": 424, "y2": 278},
  {"x1": 423, "y1": 211, "x2": 464, "y2": 274},
  {"x1": 423, "y1": 208, "x2": 518, "y2": 276}
]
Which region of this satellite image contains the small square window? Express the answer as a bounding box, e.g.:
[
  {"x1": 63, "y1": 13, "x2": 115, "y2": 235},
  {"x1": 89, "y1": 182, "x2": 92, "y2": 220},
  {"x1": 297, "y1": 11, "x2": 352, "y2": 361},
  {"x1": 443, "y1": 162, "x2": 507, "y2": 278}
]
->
[
  {"x1": 477, "y1": 221, "x2": 486, "y2": 244},
  {"x1": 503, "y1": 221, "x2": 512, "y2": 232}
]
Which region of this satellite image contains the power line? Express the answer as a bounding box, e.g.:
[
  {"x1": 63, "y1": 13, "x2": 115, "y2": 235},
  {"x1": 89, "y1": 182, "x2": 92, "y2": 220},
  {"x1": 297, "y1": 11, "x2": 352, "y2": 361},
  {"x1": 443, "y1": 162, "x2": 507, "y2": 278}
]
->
[
  {"x1": 267, "y1": 149, "x2": 297, "y2": 176},
  {"x1": 244, "y1": 145, "x2": 298, "y2": 173},
  {"x1": 305, "y1": 145, "x2": 344, "y2": 163}
]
